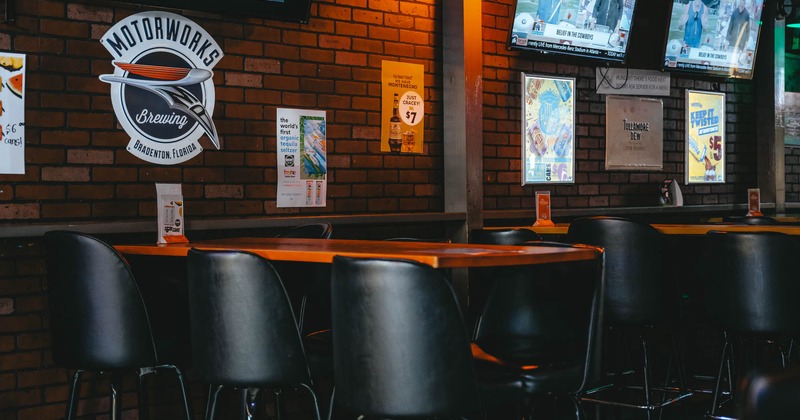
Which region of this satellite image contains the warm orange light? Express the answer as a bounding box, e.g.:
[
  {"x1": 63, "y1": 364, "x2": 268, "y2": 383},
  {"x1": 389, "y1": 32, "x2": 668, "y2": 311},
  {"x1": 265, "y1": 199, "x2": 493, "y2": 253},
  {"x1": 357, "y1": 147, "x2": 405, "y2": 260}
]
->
[{"x1": 470, "y1": 343, "x2": 539, "y2": 370}]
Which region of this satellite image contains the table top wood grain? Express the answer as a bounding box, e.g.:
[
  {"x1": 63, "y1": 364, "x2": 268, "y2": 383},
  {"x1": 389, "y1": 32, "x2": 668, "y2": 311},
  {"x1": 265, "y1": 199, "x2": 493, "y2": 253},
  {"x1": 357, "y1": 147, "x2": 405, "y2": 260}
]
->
[{"x1": 115, "y1": 237, "x2": 601, "y2": 268}]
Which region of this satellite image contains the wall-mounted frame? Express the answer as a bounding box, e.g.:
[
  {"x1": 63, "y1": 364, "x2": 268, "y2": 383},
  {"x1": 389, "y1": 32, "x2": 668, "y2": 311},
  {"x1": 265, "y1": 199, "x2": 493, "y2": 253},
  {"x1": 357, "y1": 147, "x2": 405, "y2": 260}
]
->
[
  {"x1": 604, "y1": 96, "x2": 664, "y2": 171},
  {"x1": 685, "y1": 90, "x2": 725, "y2": 184},
  {"x1": 521, "y1": 73, "x2": 575, "y2": 185}
]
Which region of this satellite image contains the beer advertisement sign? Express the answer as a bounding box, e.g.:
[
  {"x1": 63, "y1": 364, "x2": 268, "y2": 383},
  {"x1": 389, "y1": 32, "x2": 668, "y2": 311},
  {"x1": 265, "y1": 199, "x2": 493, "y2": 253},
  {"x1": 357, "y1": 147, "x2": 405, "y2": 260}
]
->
[
  {"x1": 685, "y1": 90, "x2": 725, "y2": 184},
  {"x1": 381, "y1": 61, "x2": 424, "y2": 154}
]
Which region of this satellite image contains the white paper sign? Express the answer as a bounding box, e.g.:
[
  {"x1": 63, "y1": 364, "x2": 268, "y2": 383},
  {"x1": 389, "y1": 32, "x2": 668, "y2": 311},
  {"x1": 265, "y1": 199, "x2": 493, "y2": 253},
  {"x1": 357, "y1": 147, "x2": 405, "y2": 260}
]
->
[
  {"x1": 277, "y1": 108, "x2": 327, "y2": 208},
  {"x1": 0, "y1": 52, "x2": 25, "y2": 174},
  {"x1": 156, "y1": 183, "x2": 187, "y2": 244},
  {"x1": 596, "y1": 68, "x2": 670, "y2": 97}
]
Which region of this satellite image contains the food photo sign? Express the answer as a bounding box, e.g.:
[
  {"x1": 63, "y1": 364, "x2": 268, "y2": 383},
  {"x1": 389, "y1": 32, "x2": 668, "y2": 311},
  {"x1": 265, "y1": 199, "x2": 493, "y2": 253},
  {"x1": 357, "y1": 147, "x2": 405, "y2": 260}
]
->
[
  {"x1": 0, "y1": 53, "x2": 25, "y2": 174},
  {"x1": 521, "y1": 73, "x2": 575, "y2": 184}
]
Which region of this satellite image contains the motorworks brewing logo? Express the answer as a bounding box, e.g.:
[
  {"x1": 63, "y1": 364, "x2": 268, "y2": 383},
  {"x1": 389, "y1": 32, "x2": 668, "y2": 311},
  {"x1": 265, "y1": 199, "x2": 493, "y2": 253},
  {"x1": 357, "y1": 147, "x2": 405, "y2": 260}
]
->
[{"x1": 100, "y1": 11, "x2": 223, "y2": 165}]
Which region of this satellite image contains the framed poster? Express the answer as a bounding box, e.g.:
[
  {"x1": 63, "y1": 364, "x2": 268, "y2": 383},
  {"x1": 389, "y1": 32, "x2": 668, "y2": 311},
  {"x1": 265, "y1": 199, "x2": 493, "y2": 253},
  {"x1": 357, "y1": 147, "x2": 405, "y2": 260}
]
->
[
  {"x1": 604, "y1": 96, "x2": 663, "y2": 171},
  {"x1": 0, "y1": 52, "x2": 25, "y2": 174},
  {"x1": 685, "y1": 90, "x2": 725, "y2": 184},
  {"x1": 521, "y1": 73, "x2": 575, "y2": 185}
]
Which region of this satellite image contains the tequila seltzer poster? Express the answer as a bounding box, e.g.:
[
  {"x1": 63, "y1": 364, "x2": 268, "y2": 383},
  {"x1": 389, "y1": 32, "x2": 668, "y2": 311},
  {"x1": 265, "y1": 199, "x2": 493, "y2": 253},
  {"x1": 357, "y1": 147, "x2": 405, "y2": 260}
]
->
[
  {"x1": 0, "y1": 53, "x2": 25, "y2": 174},
  {"x1": 277, "y1": 108, "x2": 327, "y2": 207},
  {"x1": 381, "y1": 61, "x2": 424, "y2": 154},
  {"x1": 685, "y1": 90, "x2": 725, "y2": 184}
]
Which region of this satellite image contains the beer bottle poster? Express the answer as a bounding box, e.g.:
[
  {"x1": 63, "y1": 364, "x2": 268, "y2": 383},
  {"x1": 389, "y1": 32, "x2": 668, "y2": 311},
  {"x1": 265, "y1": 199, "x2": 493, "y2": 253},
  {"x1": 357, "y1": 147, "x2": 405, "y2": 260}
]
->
[
  {"x1": 276, "y1": 108, "x2": 327, "y2": 208},
  {"x1": 381, "y1": 61, "x2": 424, "y2": 154},
  {"x1": 685, "y1": 90, "x2": 725, "y2": 184},
  {"x1": 521, "y1": 73, "x2": 575, "y2": 185},
  {"x1": 0, "y1": 52, "x2": 25, "y2": 175}
]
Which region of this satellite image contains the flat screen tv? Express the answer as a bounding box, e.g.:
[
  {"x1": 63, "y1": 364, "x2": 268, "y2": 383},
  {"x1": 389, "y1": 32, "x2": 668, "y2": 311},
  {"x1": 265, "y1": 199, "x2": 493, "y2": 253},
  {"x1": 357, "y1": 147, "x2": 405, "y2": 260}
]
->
[
  {"x1": 110, "y1": 0, "x2": 313, "y2": 24},
  {"x1": 509, "y1": 0, "x2": 639, "y2": 62},
  {"x1": 661, "y1": 0, "x2": 765, "y2": 79}
]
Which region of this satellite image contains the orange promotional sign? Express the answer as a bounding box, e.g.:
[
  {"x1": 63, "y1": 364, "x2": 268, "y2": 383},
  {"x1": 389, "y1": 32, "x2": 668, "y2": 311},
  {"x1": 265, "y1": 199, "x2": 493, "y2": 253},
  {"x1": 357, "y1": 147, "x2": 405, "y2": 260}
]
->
[
  {"x1": 533, "y1": 191, "x2": 554, "y2": 227},
  {"x1": 747, "y1": 188, "x2": 762, "y2": 216}
]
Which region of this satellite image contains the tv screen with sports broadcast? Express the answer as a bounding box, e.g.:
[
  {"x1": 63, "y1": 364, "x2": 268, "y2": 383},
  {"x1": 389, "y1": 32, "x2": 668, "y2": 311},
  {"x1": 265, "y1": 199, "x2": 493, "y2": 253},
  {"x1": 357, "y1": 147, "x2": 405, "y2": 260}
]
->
[
  {"x1": 509, "y1": 0, "x2": 638, "y2": 62},
  {"x1": 662, "y1": 0, "x2": 765, "y2": 79}
]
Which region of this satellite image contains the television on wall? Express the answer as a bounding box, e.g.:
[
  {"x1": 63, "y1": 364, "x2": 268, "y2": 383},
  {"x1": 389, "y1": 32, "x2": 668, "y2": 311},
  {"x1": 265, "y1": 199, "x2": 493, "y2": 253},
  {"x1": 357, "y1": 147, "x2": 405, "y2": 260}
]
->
[
  {"x1": 110, "y1": 0, "x2": 313, "y2": 24},
  {"x1": 508, "y1": 0, "x2": 639, "y2": 63},
  {"x1": 661, "y1": 0, "x2": 765, "y2": 79}
]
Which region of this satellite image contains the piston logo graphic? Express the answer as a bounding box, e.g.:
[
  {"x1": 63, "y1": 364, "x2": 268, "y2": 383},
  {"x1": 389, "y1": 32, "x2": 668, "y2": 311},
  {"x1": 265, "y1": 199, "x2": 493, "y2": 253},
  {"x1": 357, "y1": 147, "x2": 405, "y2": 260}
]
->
[{"x1": 99, "y1": 11, "x2": 223, "y2": 165}]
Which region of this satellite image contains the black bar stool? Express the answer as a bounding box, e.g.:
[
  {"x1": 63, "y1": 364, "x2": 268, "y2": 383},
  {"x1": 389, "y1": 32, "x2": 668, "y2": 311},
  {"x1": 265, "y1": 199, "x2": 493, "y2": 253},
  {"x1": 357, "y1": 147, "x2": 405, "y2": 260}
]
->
[
  {"x1": 567, "y1": 216, "x2": 692, "y2": 419},
  {"x1": 44, "y1": 230, "x2": 192, "y2": 420},
  {"x1": 702, "y1": 231, "x2": 800, "y2": 419}
]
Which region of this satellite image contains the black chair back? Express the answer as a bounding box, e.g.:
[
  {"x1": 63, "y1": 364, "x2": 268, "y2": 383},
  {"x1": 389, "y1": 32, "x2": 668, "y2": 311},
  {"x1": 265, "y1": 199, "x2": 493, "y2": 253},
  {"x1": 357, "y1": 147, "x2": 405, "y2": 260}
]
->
[
  {"x1": 469, "y1": 227, "x2": 542, "y2": 245},
  {"x1": 467, "y1": 228, "x2": 543, "y2": 324},
  {"x1": 187, "y1": 249, "x2": 309, "y2": 387},
  {"x1": 702, "y1": 231, "x2": 800, "y2": 335},
  {"x1": 186, "y1": 248, "x2": 311, "y2": 386},
  {"x1": 330, "y1": 256, "x2": 480, "y2": 417},
  {"x1": 275, "y1": 222, "x2": 333, "y2": 239},
  {"x1": 44, "y1": 230, "x2": 157, "y2": 369},
  {"x1": 187, "y1": 249, "x2": 321, "y2": 420},
  {"x1": 567, "y1": 216, "x2": 664, "y2": 326},
  {"x1": 472, "y1": 241, "x2": 605, "y2": 393},
  {"x1": 473, "y1": 242, "x2": 594, "y2": 361}
]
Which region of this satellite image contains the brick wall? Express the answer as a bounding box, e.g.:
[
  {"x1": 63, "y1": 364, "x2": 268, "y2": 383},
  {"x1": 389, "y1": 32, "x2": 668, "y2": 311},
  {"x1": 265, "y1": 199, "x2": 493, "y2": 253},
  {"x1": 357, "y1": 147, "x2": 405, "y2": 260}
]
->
[
  {"x1": 0, "y1": 0, "x2": 445, "y2": 224},
  {"x1": 482, "y1": 0, "x2": 758, "y2": 211}
]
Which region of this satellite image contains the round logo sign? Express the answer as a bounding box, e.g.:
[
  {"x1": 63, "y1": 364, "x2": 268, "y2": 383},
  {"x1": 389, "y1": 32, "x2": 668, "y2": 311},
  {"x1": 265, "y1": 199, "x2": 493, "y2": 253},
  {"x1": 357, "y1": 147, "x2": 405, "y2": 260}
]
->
[{"x1": 99, "y1": 11, "x2": 223, "y2": 165}]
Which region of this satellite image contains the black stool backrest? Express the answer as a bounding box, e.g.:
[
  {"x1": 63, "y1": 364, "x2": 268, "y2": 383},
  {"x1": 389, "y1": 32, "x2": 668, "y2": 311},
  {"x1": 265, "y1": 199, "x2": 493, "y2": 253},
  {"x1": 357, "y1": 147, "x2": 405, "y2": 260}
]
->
[
  {"x1": 567, "y1": 216, "x2": 664, "y2": 326},
  {"x1": 469, "y1": 228, "x2": 542, "y2": 245},
  {"x1": 44, "y1": 230, "x2": 157, "y2": 369},
  {"x1": 276, "y1": 223, "x2": 333, "y2": 239},
  {"x1": 330, "y1": 256, "x2": 480, "y2": 417},
  {"x1": 186, "y1": 249, "x2": 311, "y2": 386},
  {"x1": 473, "y1": 241, "x2": 604, "y2": 389},
  {"x1": 702, "y1": 231, "x2": 800, "y2": 334}
]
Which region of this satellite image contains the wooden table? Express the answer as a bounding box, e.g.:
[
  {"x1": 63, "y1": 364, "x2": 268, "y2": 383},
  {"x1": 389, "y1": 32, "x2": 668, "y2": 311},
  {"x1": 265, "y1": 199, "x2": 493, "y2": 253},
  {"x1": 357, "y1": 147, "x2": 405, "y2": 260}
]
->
[
  {"x1": 115, "y1": 237, "x2": 601, "y2": 268},
  {"x1": 497, "y1": 223, "x2": 800, "y2": 236}
]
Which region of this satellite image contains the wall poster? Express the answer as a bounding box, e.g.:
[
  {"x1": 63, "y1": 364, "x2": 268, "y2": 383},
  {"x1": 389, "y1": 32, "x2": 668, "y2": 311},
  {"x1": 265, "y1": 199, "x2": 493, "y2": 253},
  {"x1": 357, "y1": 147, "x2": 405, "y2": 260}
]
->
[
  {"x1": 0, "y1": 52, "x2": 25, "y2": 174},
  {"x1": 685, "y1": 90, "x2": 725, "y2": 184},
  {"x1": 381, "y1": 60, "x2": 424, "y2": 154},
  {"x1": 521, "y1": 73, "x2": 575, "y2": 185},
  {"x1": 277, "y1": 108, "x2": 327, "y2": 207},
  {"x1": 605, "y1": 96, "x2": 664, "y2": 171}
]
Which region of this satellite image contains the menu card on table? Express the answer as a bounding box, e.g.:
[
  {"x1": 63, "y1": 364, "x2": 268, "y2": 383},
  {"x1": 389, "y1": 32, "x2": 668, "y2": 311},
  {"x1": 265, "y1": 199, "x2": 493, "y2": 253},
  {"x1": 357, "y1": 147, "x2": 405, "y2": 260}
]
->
[
  {"x1": 747, "y1": 188, "x2": 763, "y2": 216},
  {"x1": 156, "y1": 183, "x2": 188, "y2": 244},
  {"x1": 533, "y1": 191, "x2": 554, "y2": 227}
]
